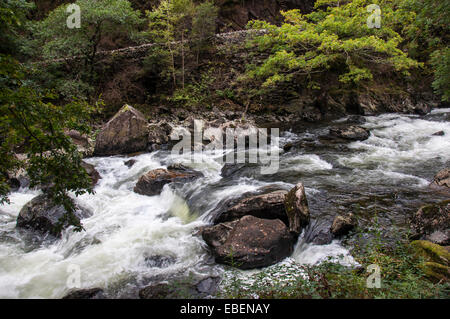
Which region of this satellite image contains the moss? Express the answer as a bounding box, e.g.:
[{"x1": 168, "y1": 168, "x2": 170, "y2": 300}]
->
[
  {"x1": 410, "y1": 240, "x2": 450, "y2": 266},
  {"x1": 422, "y1": 262, "x2": 450, "y2": 282}
]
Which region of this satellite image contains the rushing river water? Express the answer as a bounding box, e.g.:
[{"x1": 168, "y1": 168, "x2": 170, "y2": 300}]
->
[{"x1": 0, "y1": 109, "x2": 449, "y2": 298}]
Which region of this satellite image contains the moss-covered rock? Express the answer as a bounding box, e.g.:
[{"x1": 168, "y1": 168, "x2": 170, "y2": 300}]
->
[
  {"x1": 410, "y1": 240, "x2": 449, "y2": 265},
  {"x1": 411, "y1": 240, "x2": 449, "y2": 282},
  {"x1": 422, "y1": 262, "x2": 450, "y2": 282},
  {"x1": 94, "y1": 104, "x2": 149, "y2": 156}
]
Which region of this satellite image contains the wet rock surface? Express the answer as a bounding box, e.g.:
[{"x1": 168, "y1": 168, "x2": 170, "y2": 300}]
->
[
  {"x1": 81, "y1": 161, "x2": 101, "y2": 187},
  {"x1": 16, "y1": 194, "x2": 88, "y2": 237},
  {"x1": 430, "y1": 168, "x2": 450, "y2": 189},
  {"x1": 62, "y1": 288, "x2": 104, "y2": 299},
  {"x1": 328, "y1": 125, "x2": 370, "y2": 141},
  {"x1": 411, "y1": 200, "x2": 450, "y2": 245},
  {"x1": 213, "y1": 190, "x2": 288, "y2": 225},
  {"x1": 331, "y1": 213, "x2": 358, "y2": 237},
  {"x1": 94, "y1": 105, "x2": 149, "y2": 156},
  {"x1": 139, "y1": 276, "x2": 220, "y2": 299},
  {"x1": 134, "y1": 166, "x2": 203, "y2": 196},
  {"x1": 202, "y1": 215, "x2": 293, "y2": 269}
]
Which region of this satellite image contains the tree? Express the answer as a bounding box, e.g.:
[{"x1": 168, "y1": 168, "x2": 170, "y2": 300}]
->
[
  {"x1": 35, "y1": 0, "x2": 143, "y2": 99},
  {"x1": 192, "y1": 1, "x2": 218, "y2": 64},
  {"x1": 146, "y1": 0, "x2": 194, "y2": 89},
  {"x1": 0, "y1": 0, "x2": 34, "y2": 56},
  {"x1": 401, "y1": 0, "x2": 449, "y2": 101},
  {"x1": 146, "y1": 0, "x2": 218, "y2": 89},
  {"x1": 245, "y1": 0, "x2": 420, "y2": 94},
  {"x1": 1, "y1": 0, "x2": 97, "y2": 231}
]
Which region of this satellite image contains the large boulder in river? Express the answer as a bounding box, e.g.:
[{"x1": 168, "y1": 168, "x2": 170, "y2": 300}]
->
[
  {"x1": 213, "y1": 190, "x2": 288, "y2": 225},
  {"x1": 16, "y1": 194, "x2": 87, "y2": 237},
  {"x1": 134, "y1": 165, "x2": 203, "y2": 196},
  {"x1": 94, "y1": 105, "x2": 149, "y2": 156},
  {"x1": 328, "y1": 125, "x2": 370, "y2": 141},
  {"x1": 202, "y1": 215, "x2": 293, "y2": 269},
  {"x1": 284, "y1": 182, "x2": 310, "y2": 235},
  {"x1": 411, "y1": 200, "x2": 450, "y2": 245}
]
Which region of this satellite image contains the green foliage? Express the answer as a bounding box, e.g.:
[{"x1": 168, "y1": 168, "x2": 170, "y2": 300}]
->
[
  {"x1": 0, "y1": 0, "x2": 35, "y2": 55},
  {"x1": 34, "y1": 0, "x2": 143, "y2": 99},
  {"x1": 145, "y1": 0, "x2": 218, "y2": 90},
  {"x1": 430, "y1": 48, "x2": 450, "y2": 101},
  {"x1": 400, "y1": 0, "x2": 449, "y2": 101},
  {"x1": 192, "y1": 1, "x2": 219, "y2": 61},
  {"x1": 0, "y1": 3, "x2": 98, "y2": 229},
  {"x1": 169, "y1": 69, "x2": 216, "y2": 108},
  {"x1": 245, "y1": 0, "x2": 420, "y2": 93},
  {"x1": 0, "y1": 54, "x2": 98, "y2": 229}
]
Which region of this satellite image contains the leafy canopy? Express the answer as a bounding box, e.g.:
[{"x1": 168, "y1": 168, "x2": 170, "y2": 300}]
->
[
  {"x1": 1, "y1": 0, "x2": 98, "y2": 231},
  {"x1": 34, "y1": 0, "x2": 143, "y2": 100},
  {"x1": 246, "y1": 0, "x2": 420, "y2": 90}
]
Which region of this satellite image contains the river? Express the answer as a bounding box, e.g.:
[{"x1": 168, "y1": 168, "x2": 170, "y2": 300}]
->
[{"x1": 0, "y1": 109, "x2": 449, "y2": 298}]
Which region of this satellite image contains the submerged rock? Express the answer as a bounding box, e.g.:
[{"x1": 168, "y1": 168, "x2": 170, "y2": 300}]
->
[
  {"x1": 124, "y1": 159, "x2": 137, "y2": 168},
  {"x1": 94, "y1": 104, "x2": 149, "y2": 156},
  {"x1": 81, "y1": 161, "x2": 100, "y2": 187},
  {"x1": 303, "y1": 221, "x2": 333, "y2": 245},
  {"x1": 220, "y1": 163, "x2": 247, "y2": 177},
  {"x1": 283, "y1": 143, "x2": 294, "y2": 152},
  {"x1": 202, "y1": 215, "x2": 293, "y2": 269},
  {"x1": 213, "y1": 190, "x2": 288, "y2": 225},
  {"x1": 411, "y1": 200, "x2": 450, "y2": 245},
  {"x1": 139, "y1": 283, "x2": 184, "y2": 299},
  {"x1": 134, "y1": 166, "x2": 203, "y2": 196},
  {"x1": 16, "y1": 194, "x2": 86, "y2": 237},
  {"x1": 284, "y1": 182, "x2": 310, "y2": 235},
  {"x1": 328, "y1": 125, "x2": 370, "y2": 141},
  {"x1": 144, "y1": 255, "x2": 176, "y2": 268},
  {"x1": 330, "y1": 213, "x2": 358, "y2": 237},
  {"x1": 346, "y1": 115, "x2": 366, "y2": 125},
  {"x1": 62, "y1": 288, "x2": 104, "y2": 299}
]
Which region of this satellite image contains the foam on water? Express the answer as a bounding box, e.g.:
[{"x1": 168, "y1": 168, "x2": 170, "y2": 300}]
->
[{"x1": 1, "y1": 109, "x2": 449, "y2": 298}]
